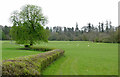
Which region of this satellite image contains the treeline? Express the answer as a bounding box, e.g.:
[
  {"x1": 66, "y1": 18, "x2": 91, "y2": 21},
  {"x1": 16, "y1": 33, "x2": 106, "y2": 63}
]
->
[
  {"x1": 46, "y1": 21, "x2": 119, "y2": 43},
  {"x1": 0, "y1": 25, "x2": 11, "y2": 40},
  {"x1": 0, "y1": 21, "x2": 119, "y2": 43}
]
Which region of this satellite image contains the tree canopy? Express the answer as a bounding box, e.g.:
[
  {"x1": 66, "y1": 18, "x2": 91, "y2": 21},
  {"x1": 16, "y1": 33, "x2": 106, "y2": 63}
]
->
[{"x1": 10, "y1": 4, "x2": 49, "y2": 46}]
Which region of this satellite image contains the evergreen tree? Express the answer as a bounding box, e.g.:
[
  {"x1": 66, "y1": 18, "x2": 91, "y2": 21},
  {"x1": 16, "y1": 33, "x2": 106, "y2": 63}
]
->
[
  {"x1": 98, "y1": 22, "x2": 101, "y2": 32},
  {"x1": 101, "y1": 22, "x2": 104, "y2": 32},
  {"x1": 75, "y1": 22, "x2": 79, "y2": 32},
  {"x1": 105, "y1": 21, "x2": 109, "y2": 32},
  {"x1": 87, "y1": 23, "x2": 91, "y2": 32}
]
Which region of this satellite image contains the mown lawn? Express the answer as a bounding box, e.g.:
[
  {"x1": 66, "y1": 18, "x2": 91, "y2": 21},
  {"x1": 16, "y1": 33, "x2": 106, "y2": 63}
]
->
[
  {"x1": 1, "y1": 41, "x2": 118, "y2": 75},
  {"x1": 35, "y1": 41, "x2": 118, "y2": 75},
  {"x1": 2, "y1": 41, "x2": 42, "y2": 60}
]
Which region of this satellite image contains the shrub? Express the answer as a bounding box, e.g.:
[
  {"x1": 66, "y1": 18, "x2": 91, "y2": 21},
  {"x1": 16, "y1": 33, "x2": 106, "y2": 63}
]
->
[
  {"x1": 30, "y1": 46, "x2": 54, "y2": 51},
  {"x1": 20, "y1": 46, "x2": 54, "y2": 52},
  {"x1": 2, "y1": 49, "x2": 65, "y2": 75}
]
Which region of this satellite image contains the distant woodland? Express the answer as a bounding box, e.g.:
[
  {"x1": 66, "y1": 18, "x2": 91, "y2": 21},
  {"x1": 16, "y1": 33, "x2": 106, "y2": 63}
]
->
[{"x1": 0, "y1": 21, "x2": 120, "y2": 43}]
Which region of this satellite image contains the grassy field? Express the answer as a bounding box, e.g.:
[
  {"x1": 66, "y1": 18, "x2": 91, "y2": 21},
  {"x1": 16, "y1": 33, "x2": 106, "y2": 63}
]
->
[
  {"x1": 2, "y1": 41, "x2": 42, "y2": 60},
  {"x1": 2, "y1": 41, "x2": 118, "y2": 75}
]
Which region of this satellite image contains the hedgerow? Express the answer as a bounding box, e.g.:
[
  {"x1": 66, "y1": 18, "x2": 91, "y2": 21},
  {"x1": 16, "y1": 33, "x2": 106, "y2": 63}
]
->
[
  {"x1": 20, "y1": 46, "x2": 54, "y2": 52},
  {"x1": 30, "y1": 46, "x2": 54, "y2": 51},
  {"x1": 2, "y1": 49, "x2": 64, "y2": 75}
]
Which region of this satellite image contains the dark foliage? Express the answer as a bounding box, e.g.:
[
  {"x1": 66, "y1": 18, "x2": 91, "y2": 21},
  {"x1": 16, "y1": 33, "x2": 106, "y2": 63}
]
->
[
  {"x1": 47, "y1": 21, "x2": 119, "y2": 43},
  {"x1": 0, "y1": 25, "x2": 11, "y2": 40},
  {"x1": 20, "y1": 46, "x2": 54, "y2": 52},
  {"x1": 0, "y1": 21, "x2": 119, "y2": 43}
]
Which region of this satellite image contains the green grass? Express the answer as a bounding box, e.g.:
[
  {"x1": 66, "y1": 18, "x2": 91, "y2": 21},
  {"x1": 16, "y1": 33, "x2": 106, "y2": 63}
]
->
[
  {"x1": 2, "y1": 41, "x2": 42, "y2": 60},
  {"x1": 2, "y1": 41, "x2": 118, "y2": 75},
  {"x1": 35, "y1": 41, "x2": 118, "y2": 75}
]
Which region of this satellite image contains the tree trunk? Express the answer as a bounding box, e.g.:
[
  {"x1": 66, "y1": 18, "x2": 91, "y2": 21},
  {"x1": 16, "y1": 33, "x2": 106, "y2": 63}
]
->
[
  {"x1": 24, "y1": 45, "x2": 30, "y2": 49},
  {"x1": 30, "y1": 43, "x2": 33, "y2": 46},
  {"x1": 30, "y1": 41, "x2": 33, "y2": 46}
]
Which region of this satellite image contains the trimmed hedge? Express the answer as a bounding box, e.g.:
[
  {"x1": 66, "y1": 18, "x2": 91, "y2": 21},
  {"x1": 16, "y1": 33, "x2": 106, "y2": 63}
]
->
[
  {"x1": 30, "y1": 46, "x2": 54, "y2": 51},
  {"x1": 2, "y1": 49, "x2": 64, "y2": 75},
  {"x1": 20, "y1": 46, "x2": 54, "y2": 52}
]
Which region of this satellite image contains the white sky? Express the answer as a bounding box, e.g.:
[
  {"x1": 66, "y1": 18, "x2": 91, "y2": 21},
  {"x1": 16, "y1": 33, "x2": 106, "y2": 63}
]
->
[{"x1": 0, "y1": 0, "x2": 119, "y2": 28}]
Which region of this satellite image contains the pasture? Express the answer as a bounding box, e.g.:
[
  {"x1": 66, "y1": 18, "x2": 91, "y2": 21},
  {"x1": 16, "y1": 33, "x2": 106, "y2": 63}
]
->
[{"x1": 2, "y1": 41, "x2": 118, "y2": 75}]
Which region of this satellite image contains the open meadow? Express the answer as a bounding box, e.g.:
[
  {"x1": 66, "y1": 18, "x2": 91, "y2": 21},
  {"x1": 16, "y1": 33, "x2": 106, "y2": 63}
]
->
[{"x1": 2, "y1": 41, "x2": 118, "y2": 75}]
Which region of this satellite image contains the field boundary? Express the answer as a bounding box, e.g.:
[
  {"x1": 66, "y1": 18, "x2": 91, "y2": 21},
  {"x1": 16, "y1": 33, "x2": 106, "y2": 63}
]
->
[{"x1": 2, "y1": 49, "x2": 65, "y2": 75}]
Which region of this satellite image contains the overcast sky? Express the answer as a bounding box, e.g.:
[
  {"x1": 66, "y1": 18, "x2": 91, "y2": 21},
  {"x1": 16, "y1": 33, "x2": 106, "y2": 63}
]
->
[{"x1": 0, "y1": 0, "x2": 119, "y2": 28}]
